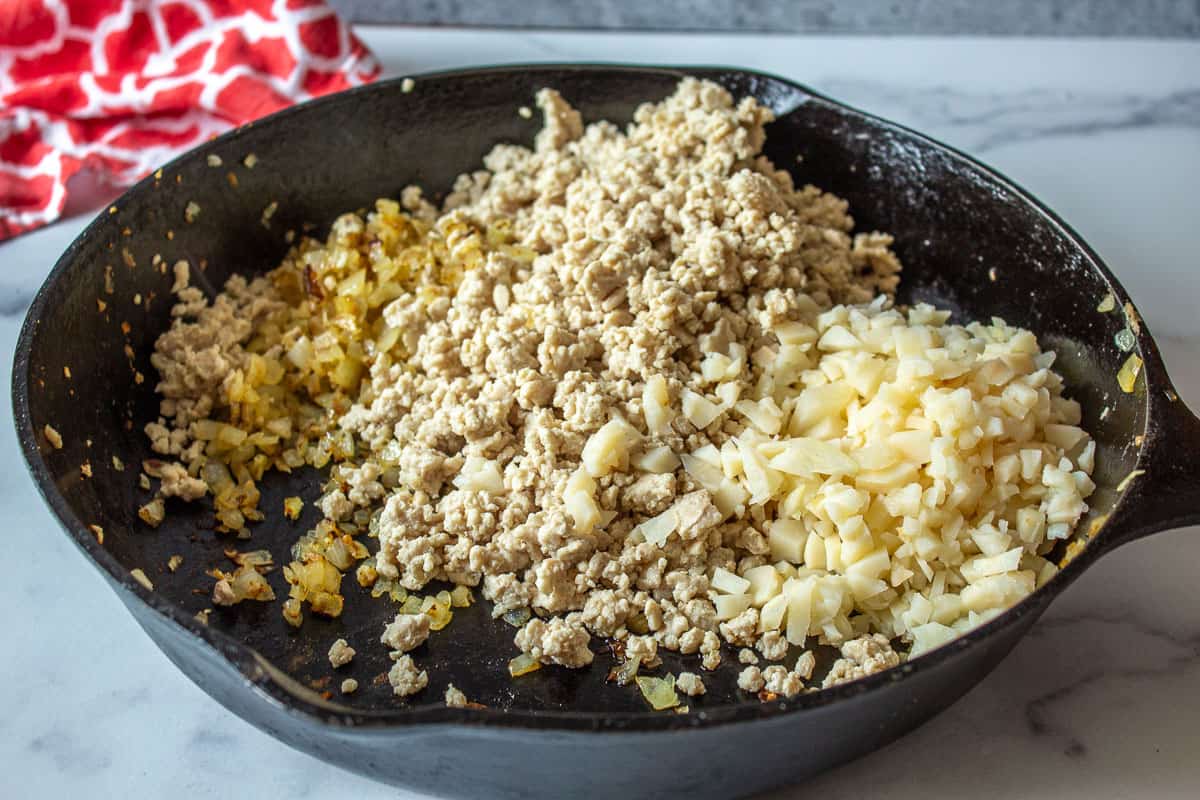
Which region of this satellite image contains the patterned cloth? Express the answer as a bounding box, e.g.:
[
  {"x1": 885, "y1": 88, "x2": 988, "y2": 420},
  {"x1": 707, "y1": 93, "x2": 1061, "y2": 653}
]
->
[{"x1": 0, "y1": 0, "x2": 379, "y2": 240}]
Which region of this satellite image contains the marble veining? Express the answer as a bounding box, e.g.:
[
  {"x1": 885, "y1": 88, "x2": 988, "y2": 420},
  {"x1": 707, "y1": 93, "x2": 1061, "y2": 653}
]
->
[
  {"x1": 1, "y1": 28, "x2": 1197, "y2": 800},
  {"x1": 1021, "y1": 613, "x2": 1200, "y2": 741},
  {"x1": 812, "y1": 82, "x2": 1200, "y2": 153},
  {"x1": 329, "y1": 0, "x2": 1200, "y2": 37}
]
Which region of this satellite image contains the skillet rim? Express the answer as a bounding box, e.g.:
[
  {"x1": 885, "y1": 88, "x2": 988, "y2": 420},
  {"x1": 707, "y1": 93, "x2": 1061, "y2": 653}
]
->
[{"x1": 11, "y1": 62, "x2": 1160, "y2": 734}]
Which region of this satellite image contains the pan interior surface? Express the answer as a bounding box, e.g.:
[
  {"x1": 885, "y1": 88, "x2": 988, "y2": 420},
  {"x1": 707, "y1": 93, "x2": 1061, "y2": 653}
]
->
[{"x1": 18, "y1": 66, "x2": 1144, "y2": 719}]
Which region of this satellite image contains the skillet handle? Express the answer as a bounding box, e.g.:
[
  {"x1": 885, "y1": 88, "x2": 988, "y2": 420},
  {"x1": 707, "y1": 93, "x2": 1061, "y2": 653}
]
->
[{"x1": 1105, "y1": 385, "x2": 1200, "y2": 545}]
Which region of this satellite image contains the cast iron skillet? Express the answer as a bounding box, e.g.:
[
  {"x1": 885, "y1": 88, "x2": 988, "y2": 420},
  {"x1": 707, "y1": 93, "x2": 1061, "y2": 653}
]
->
[{"x1": 14, "y1": 65, "x2": 1200, "y2": 799}]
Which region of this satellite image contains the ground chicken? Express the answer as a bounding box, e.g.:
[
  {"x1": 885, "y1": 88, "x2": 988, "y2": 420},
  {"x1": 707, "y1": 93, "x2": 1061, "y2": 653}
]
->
[
  {"x1": 625, "y1": 635, "x2": 661, "y2": 668},
  {"x1": 483, "y1": 573, "x2": 534, "y2": 617},
  {"x1": 580, "y1": 589, "x2": 634, "y2": 637},
  {"x1": 622, "y1": 473, "x2": 676, "y2": 515},
  {"x1": 319, "y1": 489, "x2": 353, "y2": 521},
  {"x1": 676, "y1": 671, "x2": 706, "y2": 697},
  {"x1": 821, "y1": 634, "x2": 901, "y2": 688},
  {"x1": 673, "y1": 491, "x2": 724, "y2": 541},
  {"x1": 737, "y1": 665, "x2": 764, "y2": 693},
  {"x1": 699, "y1": 631, "x2": 722, "y2": 671},
  {"x1": 762, "y1": 665, "x2": 805, "y2": 698},
  {"x1": 794, "y1": 651, "x2": 816, "y2": 681},
  {"x1": 756, "y1": 630, "x2": 787, "y2": 662},
  {"x1": 678, "y1": 627, "x2": 704, "y2": 654},
  {"x1": 156, "y1": 462, "x2": 207, "y2": 500},
  {"x1": 514, "y1": 617, "x2": 594, "y2": 668},
  {"x1": 146, "y1": 275, "x2": 285, "y2": 432},
  {"x1": 388, "y1": 655, "x2": 428, "y2": 697},
  {"x1": 381, "y1": 613, "x2": 432, "y2": 654},
  {"x1": 327, "y1": 638, "x2": 356, "y2": 668},
  {"x1": 720, "y1": 609, "x2": 759, "y2": 648},
  {"x1": 444, "y1": 684, "x2": 468, "y2": 707}
]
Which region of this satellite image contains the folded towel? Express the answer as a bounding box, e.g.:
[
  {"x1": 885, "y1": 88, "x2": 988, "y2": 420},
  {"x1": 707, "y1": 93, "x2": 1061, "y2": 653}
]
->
[{"x1": 0, "y1": 0, "x2": 379, "y2": 240}]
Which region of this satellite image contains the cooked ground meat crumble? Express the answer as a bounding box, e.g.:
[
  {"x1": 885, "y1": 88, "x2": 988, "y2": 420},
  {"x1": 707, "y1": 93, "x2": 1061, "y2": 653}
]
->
[
  {"x1": 328, "y1": 638, "x2": 355, "y2": 668},
  {"x1": 676, "y1": 671, "x2": 706, "y2": 697},
  {"x1": 388, "y1": 655, "x2": 428, "y2": 698},
  {"x1": 444, "y1": 684, "x2": 469, "y2": 707},
  {"x1": 381, "y1": 612, "x2": 432, "y2": 654}
]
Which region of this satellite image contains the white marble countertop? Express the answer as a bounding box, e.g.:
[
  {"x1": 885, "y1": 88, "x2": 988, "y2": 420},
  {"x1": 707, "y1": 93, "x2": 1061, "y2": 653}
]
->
[{"x1": 2, "y1": 27, "x2": 1198, "y2": 800}]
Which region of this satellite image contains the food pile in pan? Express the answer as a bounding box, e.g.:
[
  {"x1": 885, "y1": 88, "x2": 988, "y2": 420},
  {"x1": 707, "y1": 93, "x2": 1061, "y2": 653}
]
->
[{"x1": 139, "y1": 79, "x2": 1095, "y2": 707}]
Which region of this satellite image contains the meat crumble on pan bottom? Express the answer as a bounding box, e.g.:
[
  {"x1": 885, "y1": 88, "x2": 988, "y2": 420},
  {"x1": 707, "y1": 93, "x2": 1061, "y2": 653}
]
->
[{"x1": 136, "y1": 79, "x2": 1095, "y2": 706}]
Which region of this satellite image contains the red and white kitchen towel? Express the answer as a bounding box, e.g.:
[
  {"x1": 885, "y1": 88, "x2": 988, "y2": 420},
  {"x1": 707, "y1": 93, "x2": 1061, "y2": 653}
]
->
[{"x1": 0, "y1": 0, "x2": 379, "y2": 241}]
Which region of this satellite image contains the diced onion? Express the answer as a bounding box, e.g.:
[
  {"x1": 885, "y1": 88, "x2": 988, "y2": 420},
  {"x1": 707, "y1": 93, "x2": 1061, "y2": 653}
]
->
[{"x1": 635, "y1": 675, "x2": 680, "y2": 710}]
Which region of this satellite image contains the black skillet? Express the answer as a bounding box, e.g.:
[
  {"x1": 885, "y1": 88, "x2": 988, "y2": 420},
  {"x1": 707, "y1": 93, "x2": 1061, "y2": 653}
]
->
[{"x1": 13, "y1": 65, "x2": 1200, "y2": 800}]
